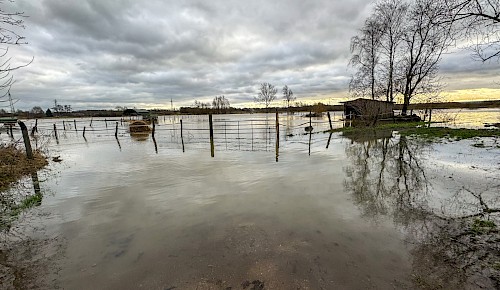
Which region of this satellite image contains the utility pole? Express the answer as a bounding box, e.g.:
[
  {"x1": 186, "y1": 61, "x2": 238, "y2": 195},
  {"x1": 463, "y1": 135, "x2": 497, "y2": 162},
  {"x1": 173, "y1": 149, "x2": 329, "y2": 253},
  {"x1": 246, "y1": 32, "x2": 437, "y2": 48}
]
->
[
  {"x1": 8, "y1": 91, "x2": 15, "y2": 115},
  {"x1": 171, "y1": 98, "x2": 173, "y2": 111}
]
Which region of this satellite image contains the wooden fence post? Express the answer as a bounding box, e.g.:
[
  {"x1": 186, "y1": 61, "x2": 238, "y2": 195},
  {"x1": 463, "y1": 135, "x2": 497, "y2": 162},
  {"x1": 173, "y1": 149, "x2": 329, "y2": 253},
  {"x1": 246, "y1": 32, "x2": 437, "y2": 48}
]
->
[
  {"x1": 152, "y1": 136, "x2": 158, "y2": 154},
  {"x1": 326, "y1": 132, "x2": 333, "y2": 149},
  {"x1": 35, "y1": 119, "x2": 38, "y2": 133},
  {"x1": 251, "y1": 120, "x2": 254, "y2": 151},
  {"x1": 53, "y1": 123, "x2": 58, "y2": 139},
  {"x1": 209, "y1": 114, "x2": 214, "y2": 157},
  {"x1": 115, "y1": 122, "x2": 119, "y2": 138},
  {"x1": 18, "y1": 121, "x2": 33, "y2": 159},
  {"x1": 275, "y1": 110, "x2": 279, "y2": 162},
  {"x1": 327, "y1": 112, "x2": 333, "y2": 130},
  {"x1": 152, "y1": 120, "x2": 155, "y2": 138},
  {"x1": 428, "y1": 109, "x2": 432, "y2": 128},
  {"x1": 83, "y1": 126, "x2": 86, "y2": 138},
  {"x1": 74, "y1": 120, "x2": 77, "y2": 132},
  {"x1": 275, "y1": 110, "x2": 279, "y2": 148},
  {"x1": 180, "y1": 119, "x2": 185, "y2": 152}
]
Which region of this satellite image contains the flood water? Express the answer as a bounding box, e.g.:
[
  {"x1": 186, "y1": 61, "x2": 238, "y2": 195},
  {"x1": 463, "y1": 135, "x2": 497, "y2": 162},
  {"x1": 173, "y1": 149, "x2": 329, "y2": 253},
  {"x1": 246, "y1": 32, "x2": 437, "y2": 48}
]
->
[{"x1": 1, "y1": 110, "x2": 499, "y2": 289}]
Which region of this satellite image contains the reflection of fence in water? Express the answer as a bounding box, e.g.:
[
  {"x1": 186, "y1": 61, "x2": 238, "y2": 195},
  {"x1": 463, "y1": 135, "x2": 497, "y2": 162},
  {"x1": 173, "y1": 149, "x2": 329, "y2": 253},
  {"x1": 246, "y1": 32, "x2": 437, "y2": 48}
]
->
[{"x1": 12, "y1": 114, "x2": 344, "y2": 152}]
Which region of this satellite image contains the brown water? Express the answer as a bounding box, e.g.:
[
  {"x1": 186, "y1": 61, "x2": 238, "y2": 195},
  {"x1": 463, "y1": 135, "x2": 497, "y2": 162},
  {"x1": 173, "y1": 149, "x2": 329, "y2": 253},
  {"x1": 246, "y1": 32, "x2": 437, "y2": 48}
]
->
[{"x1": 1, "y1": 111, "x2": 499, "y2": 289}]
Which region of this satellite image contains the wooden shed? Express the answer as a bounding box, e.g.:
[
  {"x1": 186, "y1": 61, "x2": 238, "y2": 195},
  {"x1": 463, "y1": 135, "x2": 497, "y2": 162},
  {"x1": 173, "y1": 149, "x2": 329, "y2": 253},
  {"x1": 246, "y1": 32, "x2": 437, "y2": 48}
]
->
[{"x1": 342, "y1": 98, "x2": 394, "y2": 120}]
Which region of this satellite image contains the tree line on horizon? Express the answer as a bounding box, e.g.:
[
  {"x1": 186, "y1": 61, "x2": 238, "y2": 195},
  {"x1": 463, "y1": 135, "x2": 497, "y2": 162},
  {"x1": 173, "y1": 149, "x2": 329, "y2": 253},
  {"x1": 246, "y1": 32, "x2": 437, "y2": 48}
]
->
[
  {"x1": 349, "y1": 0, "x2": 499, "y2": 115},
  {"x1": 190, "y1": 82, "x2": 298, "y2": 113}
]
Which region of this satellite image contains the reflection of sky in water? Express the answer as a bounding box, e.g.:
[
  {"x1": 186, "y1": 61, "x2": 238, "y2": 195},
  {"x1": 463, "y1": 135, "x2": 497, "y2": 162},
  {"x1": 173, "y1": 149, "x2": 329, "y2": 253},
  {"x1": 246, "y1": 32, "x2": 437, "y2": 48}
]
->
[{"x1": 1, "y1": 109, "x2": 499, "y2": 289}]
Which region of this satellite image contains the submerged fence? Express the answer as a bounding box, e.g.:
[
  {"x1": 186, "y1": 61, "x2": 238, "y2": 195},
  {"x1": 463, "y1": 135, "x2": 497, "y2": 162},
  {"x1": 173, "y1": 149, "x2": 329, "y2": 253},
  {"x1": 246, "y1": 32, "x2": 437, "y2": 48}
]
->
[{"x1": 3, "y1": 112, "x2": 346, "y2": 157}]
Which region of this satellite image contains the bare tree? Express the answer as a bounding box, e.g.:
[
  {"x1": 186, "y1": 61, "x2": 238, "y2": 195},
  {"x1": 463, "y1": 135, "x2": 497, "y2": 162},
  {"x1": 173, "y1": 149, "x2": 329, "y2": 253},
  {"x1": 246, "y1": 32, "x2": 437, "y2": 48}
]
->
[
  {"x1": 349, "y1": 0, "x2": 456, "y2": 115},
  {"x1": 444, "y1": 0, "x2": 500, "y2": 62},
  {"x1": 30, "y1": 106, "x2": 43, "y2": 115},
  {"x1": 282, "y1": 85, "x2": 295, "y2": 109},
  {"x1": 0, "y1": 1, "x2": 32, "y2": 109},
  {"x1": 193, "y1": 100, "x2": 211, "y2": 109},
  {"x1": 255, "y1": 82, "x2": 277, "y2": 110},
  {"x1": 349, "y1": 17, "x2": 384, "y2": 100},
  {"x1": 374, "y1": 0, "x2": 409, "y2": 102},
  {"x1": 212, "y1": 95, "x2": 230, "y2": 113},
  {"x1": 399, "y1": 0, "x2": 453, "y2": 115}
]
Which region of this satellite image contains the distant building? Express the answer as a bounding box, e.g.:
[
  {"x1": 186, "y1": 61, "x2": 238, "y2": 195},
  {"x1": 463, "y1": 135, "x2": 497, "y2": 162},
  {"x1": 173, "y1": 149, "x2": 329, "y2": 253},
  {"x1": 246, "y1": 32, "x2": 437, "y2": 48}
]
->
[
  {"x1": 342, "y1": 98, "x2": 395, "y2": 120},
  {"x1": 122, "y1": 109, "x2": 157, "y2": 121},
  {"x1": 123, "y1": 108, "x2": 150, "y2": 116}
]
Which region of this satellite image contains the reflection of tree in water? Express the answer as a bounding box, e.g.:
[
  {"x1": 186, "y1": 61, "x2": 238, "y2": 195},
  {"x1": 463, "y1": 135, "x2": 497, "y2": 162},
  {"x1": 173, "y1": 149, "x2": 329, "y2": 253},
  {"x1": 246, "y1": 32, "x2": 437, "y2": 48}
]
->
[
  {"x1": 343, "y1": 133, "x2": 500, "y2": 289},
  {"x1": 344, "y1": 134, "x2": 429, "y2": 221},
  {"x1": 0, "y1": 172, "x2": 62, "y2": 290}
]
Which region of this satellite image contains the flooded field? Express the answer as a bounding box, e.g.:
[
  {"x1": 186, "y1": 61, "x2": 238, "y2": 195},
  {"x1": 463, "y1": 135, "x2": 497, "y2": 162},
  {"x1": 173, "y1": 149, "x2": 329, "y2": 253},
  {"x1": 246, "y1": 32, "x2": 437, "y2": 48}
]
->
[{"x1": 1, "y1": 110, "x2": 499, "y2": 289}]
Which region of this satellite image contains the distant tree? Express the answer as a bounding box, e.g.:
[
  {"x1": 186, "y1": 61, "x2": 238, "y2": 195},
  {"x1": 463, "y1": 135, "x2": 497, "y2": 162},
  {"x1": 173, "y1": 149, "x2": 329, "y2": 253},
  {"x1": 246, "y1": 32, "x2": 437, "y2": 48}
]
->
[
  {"x1": 282, "y1": 85, "x2": 295, "y2": 109},
  {"x1": 255, "y1": 82, "x2": 277, "y2": 110},
  {"x1": 30, "y1": 106, "x2": 44, "y2": 115},
  {"x1": 63, "y1": 105, "x2": 72, "y2": 113},
  {"x1": 45, "y1": 108, "x2": 53, "y2": 117},
  {"x1": 212, "y1": 95, "x2": 230, "y2": 113},
  {"x1": 193, "y1": 100, "x2": 211, "y2": 109}
]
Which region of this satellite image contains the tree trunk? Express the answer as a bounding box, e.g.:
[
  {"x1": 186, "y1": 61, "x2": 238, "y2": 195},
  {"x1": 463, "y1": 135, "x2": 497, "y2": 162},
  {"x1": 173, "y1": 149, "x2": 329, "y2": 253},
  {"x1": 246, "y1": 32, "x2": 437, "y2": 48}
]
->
[{"x1": 402, "y1": 94, "x2": 410, "y2": 116}]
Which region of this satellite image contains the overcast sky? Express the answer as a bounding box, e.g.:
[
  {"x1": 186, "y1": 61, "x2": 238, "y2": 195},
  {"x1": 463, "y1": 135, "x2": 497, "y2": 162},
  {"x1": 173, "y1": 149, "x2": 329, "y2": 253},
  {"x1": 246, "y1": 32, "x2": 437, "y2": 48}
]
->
[{"x1": 4, "y1": 0, "x2": 500, "y2": 110}]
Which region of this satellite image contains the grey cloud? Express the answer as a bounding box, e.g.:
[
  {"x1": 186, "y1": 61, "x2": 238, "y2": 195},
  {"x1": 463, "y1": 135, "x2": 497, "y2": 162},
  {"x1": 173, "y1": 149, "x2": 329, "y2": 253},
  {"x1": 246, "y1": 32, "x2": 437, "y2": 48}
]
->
[{"x1": 5, "y1": 0, "x2": 498, "y2": 111}]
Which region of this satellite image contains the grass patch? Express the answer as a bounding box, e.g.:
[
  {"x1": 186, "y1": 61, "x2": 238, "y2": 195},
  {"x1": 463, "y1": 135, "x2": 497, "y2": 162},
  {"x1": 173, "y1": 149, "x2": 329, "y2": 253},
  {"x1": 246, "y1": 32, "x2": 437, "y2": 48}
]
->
[
  {"x1": 400, "y1": 127, "x2": 499, "y2": 140},
  {"x1": 471, "y1": 219, "x2": 496, "y2": 235},
  {"x1": 0, "y1": 144, "x2": 47, "y2": 192},
  {"x1": 0, "y1": 144, "x2": 47, "y2": 231},
  {"x1": 6, "y1": 193, "x2": 43, "y2": 219},
  {"x1": 329, "y1": 122, "x2": 499, "y2": 141}
]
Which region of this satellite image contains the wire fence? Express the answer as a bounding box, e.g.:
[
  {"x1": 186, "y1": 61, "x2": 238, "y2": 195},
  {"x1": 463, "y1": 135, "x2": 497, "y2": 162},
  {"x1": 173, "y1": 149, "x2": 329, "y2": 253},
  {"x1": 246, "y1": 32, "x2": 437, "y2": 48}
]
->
[{"x1": 1, "y1": 113, "x2": 346, "y2": 153}]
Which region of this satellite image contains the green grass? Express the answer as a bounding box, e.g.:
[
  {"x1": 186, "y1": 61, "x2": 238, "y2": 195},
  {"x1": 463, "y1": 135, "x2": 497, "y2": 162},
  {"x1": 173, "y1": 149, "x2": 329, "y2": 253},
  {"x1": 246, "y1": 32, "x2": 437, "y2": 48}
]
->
[
  {"x1": 1, "y1": 193, "x2": 43, "y2": 231},
  {"x1": 1, "y1": 145, "x2": 47, "y2": 231},
  {"x1": 400, "y1": 127, "x2": 499, "y2": 140},
  {"x1": 328, "y1": 122, "x2": 500, "y2": 141},
  {"x1": 471, "y1": 219, "x2": 496, "y2": 235}
]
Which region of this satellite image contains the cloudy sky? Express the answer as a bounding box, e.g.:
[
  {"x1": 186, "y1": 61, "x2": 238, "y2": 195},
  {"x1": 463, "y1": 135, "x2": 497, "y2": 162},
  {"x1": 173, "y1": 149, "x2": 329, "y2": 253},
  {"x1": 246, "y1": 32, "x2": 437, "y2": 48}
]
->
[{"x1": 4, "y1": 0, "x2": 500, "y2": 111}]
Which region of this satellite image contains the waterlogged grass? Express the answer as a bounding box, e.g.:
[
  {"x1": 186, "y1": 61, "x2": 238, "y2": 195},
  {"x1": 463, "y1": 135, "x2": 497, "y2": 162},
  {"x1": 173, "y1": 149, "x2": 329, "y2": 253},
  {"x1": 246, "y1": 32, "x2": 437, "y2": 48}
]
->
[
  {"x1": 330, "y1": 122, "x2": 500, "y2": 141},
  {"x1": 0, "y1": 193, "x2": 43, "y2": 231},
  {"x1": 7, "y1": 194, "x2": 42, "y2": 218},
  {"x1": 1, "y1": 144, "x2": 47, "y2": 231},
  {"x1": 0, "y1": 144, "x2": 47, "y2": 192},
  {"x1": 400, "y1": 127, "x2": 499, "y2": 140},
  {"x1": 471, "y1": 219, "x2": 496, "y2": 235}
]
